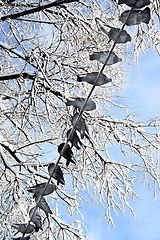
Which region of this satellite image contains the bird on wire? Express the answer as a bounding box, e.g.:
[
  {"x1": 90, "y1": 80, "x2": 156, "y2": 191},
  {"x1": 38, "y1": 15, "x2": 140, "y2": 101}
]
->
[
  {"x1": 119, "y1": 7, "x2": 151, "y2": 25},
  {"x1": 66, "y1": 97, "x2": 96, "y2": 111},
  {"x1": 48, "y1": 163, "x2": 65, "y2": 185},
  {"x1": 27, "y1": 182, "x2": 57, "y2": 198},
  {"x1": 118, "y1": 0, "x2": 150, "y2": 9},
  {"x1": 67, "y1": 128, "x2": 82, "y2": 150},
  {"x1": 89, "y1": 51, "x2": 122, "y2": 65},
  {"x1": 71, "y1": 113, "x2": 89, "y2": 139},
  {"x1": 34, "y1": 195, "x2": 52, "y2": 217},
  {"x1": 77, "y1": 72, "x2": 112, "y2": 86},
  {"x1": 29, "y1": 207, "x2": 43, "y2": 232},
  {"x1": 100, "y1": 26, "x2": 131, "y2": 43},
  {"x1": 12, "y1": 223, "x2": 35, "y2": 235},
  {"x1": 58, "y1": 142, "x2": 76, "y2": 166}
]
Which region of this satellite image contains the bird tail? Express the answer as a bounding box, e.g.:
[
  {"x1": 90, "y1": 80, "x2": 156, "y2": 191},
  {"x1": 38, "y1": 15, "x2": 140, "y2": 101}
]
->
[
  {"x1": 89, "y1": 54, "x2": 96, "y2": 61},
  {"x1": 36, "y1": 224, "x2": 43, "y2": 231},
  {"x1": 71, "y1": 158, "x2": 76, "y2": 165},
  {"x1": 66, "y1": 100, "x2": 72, "y2": 106},
  {"x1": 100, "y1": 26, "x2": 109, "y2": 36},
  {"x1": 74, "y1": 144, "x2": 81, "y2": 150},
  {"x1": 142, "y1": 7, "x2": 150, "y2": 24},
  {"x1": 82, "y1": 131, "x2": 90, "y2": 140},
  {"x1": 27, "y1": 188, "x2": 32, "y2": 193},
  {"x1": 106, "y1": 78, "x2": 112, "y2": 83},
  {"x1": 33, "y1": 191, "x2": 40, "y2": 198},
  {"x1": 66, "y1": 157, "x2": 76, "y2": 167},
  {"x1": 127, "y1": 34, "x2": 132, "y2": 42},
  {"x1": 59, "y1": 178, "x2": 65, "y2": 185},
  {"x1": 35, "y1": 226, "x2": 41, "y2": 232},
  {"x1": 77, "y1": 76, "x2": 83, "y2": 82},
  {"x1": 12, "y1": 224, "x2": 19, "y2": 230},
  {"x1": 118, "y1": 0, "x2": 124, "y2": 4}
]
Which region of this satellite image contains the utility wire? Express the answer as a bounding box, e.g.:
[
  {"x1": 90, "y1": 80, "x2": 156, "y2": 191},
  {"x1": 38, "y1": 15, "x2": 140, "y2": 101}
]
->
[{"x1": 20, "y1": 1, "x2": 138, "y2": 239}]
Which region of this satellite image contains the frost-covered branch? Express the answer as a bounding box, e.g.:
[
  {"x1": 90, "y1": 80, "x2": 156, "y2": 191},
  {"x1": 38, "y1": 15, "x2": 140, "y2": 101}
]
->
[
  {"x1": 0, "y1": 0, "x2": 160, "y2": 239},
  {"x1": 0, "y1": 0, "x2": 79, "y2": 20}
]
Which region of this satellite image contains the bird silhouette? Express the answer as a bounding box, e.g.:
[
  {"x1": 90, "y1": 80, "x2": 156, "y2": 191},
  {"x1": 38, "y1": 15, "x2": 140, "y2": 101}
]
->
[
  {"x1": 29, "y1": 207, "x2": 43, "y2": 232},
  {"x1": 89, "y1": 51, "x2": 122, "y2": 65},
  {"x1": 100, "y1": 26, "x2": 131, "y2": 43},
  {"x1": 119, "y1": 7, "x2": 151, "y2": 25},
  {"x1": 27, "y1": 182, "x2": 57, "y2": 197},
  {"x1": 118, "y1": 0, "x2": 150, "y2": 9},
  {"x1": 67, "y1": 128, "x2": 82, "y2": 149},
  {"x1": 77, "y1": 72, "x2": 112, "y2": 86},
  {"x1": 12, "y1": 223, "x2": 35, "y2": 235},
  {"x1": 66, "y1": 97, "x2": 96, "y2": 111},
  {"x1": 12, "y1": 236, "x2": 30, "y2": 240},
  {"x1": 34, "y1": 195, "x2": 52, "y2": 217},
  {"x1": 48, "y1": 163, "x2": 65, "y2": 185},
  {"x1": 71, "y1": 113, "x2": 89, "y2": 139},
  {"x1": 58, "y1": 142, "x2": 76, "y2": 166}
]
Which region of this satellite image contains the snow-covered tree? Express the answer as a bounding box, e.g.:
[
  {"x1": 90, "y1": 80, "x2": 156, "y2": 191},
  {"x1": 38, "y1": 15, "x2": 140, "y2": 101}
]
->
[{"x1": 0, "y1": 0, "x2": 160, "y2": 239}]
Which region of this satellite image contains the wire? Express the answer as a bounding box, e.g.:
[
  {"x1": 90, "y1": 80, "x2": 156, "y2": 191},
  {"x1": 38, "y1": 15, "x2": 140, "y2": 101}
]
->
[{"x1": 20, "y1": 0, "x2": 138, "y2": 239}]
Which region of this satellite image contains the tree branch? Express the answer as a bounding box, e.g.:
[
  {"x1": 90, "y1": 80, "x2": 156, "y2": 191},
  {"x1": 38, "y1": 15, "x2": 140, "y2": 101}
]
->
[
  {"x1": 0, "y1": 148, "x2": 17, "y2": 176},
  {"x1": 0, "y1": 71, "x2": 36, "y2": 81},
  {"x1": 0, "y1": 0, "x2": 79, "y2": 21},
  {"x1": 0, "y1": 142, "x2": 22, "y2": 164},
  {"x1": 0, "y1": 42, "x2": 37, "y2": 68}
]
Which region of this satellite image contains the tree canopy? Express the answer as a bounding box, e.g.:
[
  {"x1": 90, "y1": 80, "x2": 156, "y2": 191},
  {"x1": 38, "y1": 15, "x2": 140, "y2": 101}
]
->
[{"x1": 0, "y1": 0, "x2": 160, "y2": 239}]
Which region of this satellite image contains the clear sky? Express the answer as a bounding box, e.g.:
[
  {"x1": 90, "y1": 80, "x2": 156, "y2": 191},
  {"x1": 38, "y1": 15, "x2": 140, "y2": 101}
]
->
[{"x1": 82, "y1": 49, "x2": 160, "y2": 240}]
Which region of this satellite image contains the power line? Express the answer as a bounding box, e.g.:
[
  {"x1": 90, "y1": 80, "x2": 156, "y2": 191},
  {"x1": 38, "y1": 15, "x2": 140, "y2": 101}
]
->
[{"x1": 20, "y1": 0, "x2": 138, "y2": 239}]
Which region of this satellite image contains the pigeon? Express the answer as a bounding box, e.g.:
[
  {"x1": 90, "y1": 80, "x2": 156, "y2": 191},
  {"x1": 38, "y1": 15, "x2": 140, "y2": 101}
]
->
[
  {"x1": 119, "y1": 7, "x2": 151, "y2": 26},
  {"x1": 12, "y1": 237, "x2": 30, "y2": 240},
  {"x1": 27, "y1": 182, "x2": 57, "y2": 197},
  {"x1": 77, "y1": 72, "x2": 112, "y2": 86},
  {"x1": 101, "y1": 26, "x2": 131, "y2": 43},
  {"x1": 67, "y1": 128, "x2": 82, "y2": 150},
  {"x1": 48, "y1": 163, "x2": 65, "y2": 185},
  {"x1": 71, "y1": 113, "x2": 89, "y2": 139},
  {"x1": 34, "y1": 195, "x2": 52, "y2": 217},
  {"x1": 12, "y1": 223, "x2": 35, "y2": 234},
  {"x1": 66, "y1": 97, "x2": 96, "y2": 111},
  {"x1": 29, "y1": 207, "x2": 43, "y2": 232},
  {"x1": 118, "y1": 0, "x2": 150, "y2": 9},
  {"x1": 89, "y1": 51, "x2": 122, "y2": 65},
  {"x1": 58, "y1": 142, "x2": 76, "y2": 166}
]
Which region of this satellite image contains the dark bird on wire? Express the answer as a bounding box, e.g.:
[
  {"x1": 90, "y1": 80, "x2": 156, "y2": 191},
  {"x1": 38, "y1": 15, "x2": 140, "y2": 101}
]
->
[
  {"x1": 89, "y1": 51, "x2": 122, "y2": 65},
  {"x1": 27, "y1": 182, "x2": 57, "y2": 198},
  {"x1": 34, "y1": 195, "x2": 52, "y2": 217},
  {"x1": 58, "y1": 142, "x2": 76, "y2": 166},
  {"x1": 66, "y1": 97, "x2": 96, "y2": 111},
  {"x1": 29, "y1": 207, "x2": 43, "y2": 232},
  {"x1": 67, "y1": 128, "x2": 82, "y2": 150},
  {"x1": 12, "y1": 223, "x2": 35, "y2": 235},
  {"x1": 119, "y1": 7, "x2": 151, "y2": 25},
  {"x1": 100, "y1": 26, "x2": 131, "y2": 43},
  {"x1": 48, "y1": 163, "x2": 65, "y2": 185},
  {"x1": 71, "y1": 113, "x2": 89, "y2": 139},
  {"x1": 77, "y1": 72, "x2": 112, "y2": 86},
  {"x1": 12, "y1": 236, "x2": 30, "y2": 240},
  {"x1": 118, "y1": 0, "x2": 150, "y2": 9}
]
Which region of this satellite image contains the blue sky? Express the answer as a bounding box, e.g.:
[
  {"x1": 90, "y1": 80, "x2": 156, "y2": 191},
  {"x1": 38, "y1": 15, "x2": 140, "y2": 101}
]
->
[
  {"x1": 82, "y1": 50, "x2": 160, "y2": 240},
  {"x1": 124, "y1": 50, "x2": 160, "y2": 120}
]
